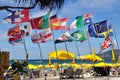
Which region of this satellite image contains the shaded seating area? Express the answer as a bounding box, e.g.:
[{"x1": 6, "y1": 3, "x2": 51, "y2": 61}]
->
[
  {"x1": 93, "y1": 67, "x2": 110, "y2": 76},
  {"x1": 60, "y1": 67, "x2": 74, "y2": 79},
  {"x1": 74, "y1": 69, "x2": 83, "y2": 78}
]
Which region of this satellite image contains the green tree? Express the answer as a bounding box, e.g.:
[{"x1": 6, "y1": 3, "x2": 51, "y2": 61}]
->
[{"x1": 11, "y1": 59, "x2": 29, "y2": 75}]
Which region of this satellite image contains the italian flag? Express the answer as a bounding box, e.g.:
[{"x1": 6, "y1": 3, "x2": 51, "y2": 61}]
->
[{"x1": 69, "y1": 16, "x2": 84, "y2": 29}]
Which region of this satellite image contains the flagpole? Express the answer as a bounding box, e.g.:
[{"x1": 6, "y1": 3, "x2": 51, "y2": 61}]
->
[
  {"x1": 106, "y1": 19, "x2": 116, "y2": 63},
  {"x1": 30, "y1": 13, "x2": 44, "y2": 65},
  {"x1": 30, "y1": 12, "x2": 49, "y2": 80},
  {"x1": 57, "y1": 14, "x2": 72, "y2": 65},
  {"x1": 110, "y1": 17, "x2": 120, "y2": 49},
  {"x1": 61, "y1": 30, "x2": 72, "y2": 65},
  {"x1": 49, "y1": 11, "x2": 62, "y2": 79},
  {"x1": 18, "y1": 22, "x2": 29, "y2": 62},
  {"x1": 16, "y1": 9, "x2": 29, "y2": 62},
  {"x1": 110, "y1": 17, "x2": 120, "y2": 63},
  {"x1": 22, "y1": 36, "x2": 29, "y2": 62}
]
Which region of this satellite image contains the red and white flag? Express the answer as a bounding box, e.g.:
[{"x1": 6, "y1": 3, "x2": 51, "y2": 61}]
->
[
  {"x1": 31, "y1": 28, "x2": 53, "y2": 43},
  {"x1": 19, "y1": 9, "x2": 30, "y2": 22},
  {"x1": 100, "y1": 35, "x2": 112, "y2": 52},
  {"x1": 2, "y1": 9, "x2": 29, "y2": 24},
  {"x1": 7, "y1": 25, "x2": 21, "y2": 37},
  {"x1": 50, "y1": 14, "x2": 68, "y2": 30}
]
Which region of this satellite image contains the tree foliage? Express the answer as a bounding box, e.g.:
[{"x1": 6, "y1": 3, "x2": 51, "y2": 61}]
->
[
  {"x1": 0, "y1": 0, "x2": 64, "y2": 12},
  {"x1": 11, "y1": 59, "x2": 29, "y2": 74}
]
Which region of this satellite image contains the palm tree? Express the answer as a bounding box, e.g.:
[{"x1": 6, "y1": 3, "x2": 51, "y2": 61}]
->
[{"x1": 0, "y1": 0, "x2": 64, "y2": 12}]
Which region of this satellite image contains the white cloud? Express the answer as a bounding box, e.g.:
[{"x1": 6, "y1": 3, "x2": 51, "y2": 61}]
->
[
  {"x1": 88, "y1": 0, "x2": 119, "y2": 9},
  {"x1": 60, "y1": 0, "x2": 120, "y2": 17}
]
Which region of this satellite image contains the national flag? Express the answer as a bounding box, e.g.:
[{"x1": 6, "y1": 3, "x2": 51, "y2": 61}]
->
[
  {"x1": 9, "y1": 34, "x2": 23, "y2": 41},
  {"x1": 19, "y1": 9, "x2": 30, "y2": 22},
  {"x1": 30, "y1": 17, "x2": 41, "y2": 29},
  {"x1": 2, "y1": 9, "x2": 29, "y2": 24},
  {"x1": 71, "y1": 29, "x2": 88, "y2": 41},
  {"x1": 59, "y1": 18, "x2": 68, "y2": 30},
  {"x1": 69, "y1": 16, "x2": 84, "y2": 29},
  {"x1": 39, "y1": 13, "x2": 50, "y2": 29},
  {"x1": 94, "y1": 20, "x2": 108, "y2": 33},
  {"x1": 9, "y1": 38, "x2": 23, "y2": 46},
  {"x1": 84, "y1": 18, "x2": 92, "y2": 25},
  {"x1": 84, "y1": 13, "x2": 93, "y2": 25},
  {"x1": 55, "y1": 31, "x2": 73, "y2": 44},
  {"x1": 100, "y1": 35, "x2": 112, "y2": 52},
  {"x1": 84, "y1": 13, "x2": 93, "y2": 19},
  {"x1": 2, "y1": 11, "x2": 21, "y2": 24},
  {"x1": 50, "y1": 14, "x2": 68, "y2": 30},
  {"x1": 50, "y1": 14, "x2": 60, "y2": 29},
  {"x1": 7, "y1": 25, "x2": 21, "y2": 37},
  {"x1": 88, "y1": 24, "x2": 96, "y2": 37},
  {"x1": 31, "y1": 28, "x2": 53, "y2": 43},
  {"x1": 51, "y1": 18, "x2": 68, "y2": 30},
  {"x1": 20, "y1": 23, "x2": 33, "y2": 36},
  {"x1": 30, "y1": 13, "x2": 50, "y2": 30},
  {"x1": 101, "y1": 25, "x2": 113, "y2": 38},
  {"x1": 94, "y1": 25, "x2": 113, "y2": 38}
]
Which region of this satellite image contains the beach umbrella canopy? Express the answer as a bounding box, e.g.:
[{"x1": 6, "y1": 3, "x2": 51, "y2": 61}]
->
[
  {"x1": 95, "y1": 62, "x2": 112, "y2": 67},
  {"x1": 48, "y1": 50, "x2": 74, "y2": 60},
  {"x1": 28, "y1": 64, "x2": 37, "y2": 69},
  {"x1": 76, "y1": 53, "x2": 103, "y2": 62}
]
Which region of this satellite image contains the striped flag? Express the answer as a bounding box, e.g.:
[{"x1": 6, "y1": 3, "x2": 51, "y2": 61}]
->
[
  {"x1": 31, "y1": 28, "x2": 53, "y2": 43},
  {"x1": 7, "y1": 25, "x2": 21, "y2": 37}
]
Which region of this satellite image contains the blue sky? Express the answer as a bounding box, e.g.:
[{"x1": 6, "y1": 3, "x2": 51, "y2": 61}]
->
[{"x1": 0, "y1": 0, "x2": 120, "y2": 60}]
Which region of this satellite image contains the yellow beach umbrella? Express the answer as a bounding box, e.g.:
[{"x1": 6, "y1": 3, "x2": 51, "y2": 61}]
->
[
  {"x1": 45, "y1": 64, "x2": 54, "y2": 68},
  {"x1": 76, "y1": 53, "x2": 103, "y2": 62},
  {"x1": 95, "y1": 62, "x2": 112, "y2": 67},
  {"x1": 28, "y1": 64, "x2": 37, "y2": 69},
  {"x1": 37, "y1": 64, "x2": 44, "y2": 70},
  {"x1": 81, "y1": 63, "x2": 94, "y2": 68},
  {"x1": 48, "y1": 50, "x2": 74, "y2": 60}
]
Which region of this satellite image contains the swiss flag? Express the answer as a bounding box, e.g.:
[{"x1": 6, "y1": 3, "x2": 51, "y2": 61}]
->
[{"x1": 20, "y1": 9, "x2": 30, "y2": 22}]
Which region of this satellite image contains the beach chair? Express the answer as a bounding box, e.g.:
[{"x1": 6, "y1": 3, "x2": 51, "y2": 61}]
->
[
  {"x1": 74, "y1": 69, "x2": 83, "y2": 78},
  {"x1": 51, "y1": 69, "x2": 57, "y2": 76},
  {"x1": 60, "y1": 67, "x2": 74, "y2": 79}
]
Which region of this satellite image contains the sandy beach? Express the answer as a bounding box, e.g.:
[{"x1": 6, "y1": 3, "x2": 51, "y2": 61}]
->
[{"x1": 31, "y1": 76, "x2": 120, "y2": 80}]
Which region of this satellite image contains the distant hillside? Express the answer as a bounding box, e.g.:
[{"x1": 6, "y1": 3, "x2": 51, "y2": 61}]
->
[{"x1": 96, "y1": 49, "x2": 120, "y2": 63}]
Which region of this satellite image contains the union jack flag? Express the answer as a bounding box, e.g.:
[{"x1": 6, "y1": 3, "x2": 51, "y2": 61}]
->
[{"x1": 100, "y1": 35, "x2": 112, "y2": 52}]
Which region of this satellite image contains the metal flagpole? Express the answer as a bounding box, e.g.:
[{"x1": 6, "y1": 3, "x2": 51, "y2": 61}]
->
[
  {"x1": 106, "y1": 19, "x2": 116, "y2": 63},
  {"x1": 30, "y1": 11, "x2": 45, "y2": 79},
  {"x1": 60, "y1": 30, "x2": 75, "y2": 80},
  {"x1": 49, "y1": 11, "x2": 61, "y2": 79},
  {"x1": 18, "y1": 21, "x2": 29, "y2": 62},
  {"x1": 30, "y1": 11, "x2": 44, "y2": 62},
  {"x1": 110, "y1": 17, "x2": 120, "y2": 63},
  {"x1": 22, "y1": 36, "x2": 29, "y2": 62}
]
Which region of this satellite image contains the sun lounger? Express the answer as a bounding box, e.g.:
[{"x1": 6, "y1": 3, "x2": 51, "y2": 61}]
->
[
  {"x1": 60, "y1": 67, "x2": 74, "y2": 79},
  {"x1": 74, "y1": 69, "x2": 83, "y2": 78}
]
